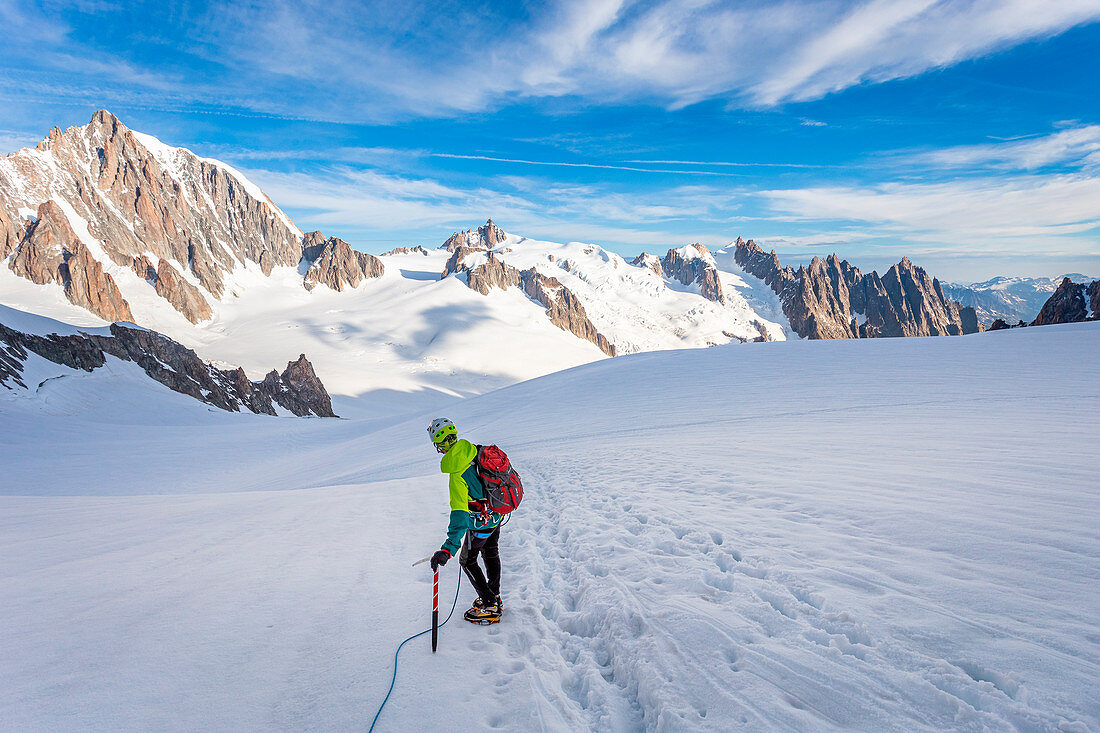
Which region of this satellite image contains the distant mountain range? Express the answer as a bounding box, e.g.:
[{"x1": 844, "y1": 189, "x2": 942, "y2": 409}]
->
[
  {"x1": 943, "y1": 275, "x2": 1098, "y2": 325},
  {"x1": 1, "y1": 110, "x2": 1095, "y2": 416}
]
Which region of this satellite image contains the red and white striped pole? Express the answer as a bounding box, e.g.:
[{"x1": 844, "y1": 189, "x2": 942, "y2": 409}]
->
[{"x1": 431, "y1": 569, "x2": 439, "y2": 652}]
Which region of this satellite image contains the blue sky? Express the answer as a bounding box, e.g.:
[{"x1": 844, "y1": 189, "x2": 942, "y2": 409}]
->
[{"x1": 2, "y1": 0, "x2": 1099, "y2": 281}]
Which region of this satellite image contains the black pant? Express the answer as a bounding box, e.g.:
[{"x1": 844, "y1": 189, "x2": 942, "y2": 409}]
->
[{"x1": 459, "y1": 526, "x2": 501, "y2": 603}]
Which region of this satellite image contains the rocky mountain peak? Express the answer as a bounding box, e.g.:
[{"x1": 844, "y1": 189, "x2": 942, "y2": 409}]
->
[
  {"x1": 733, "y1": 240, "x2": 981, "y2": 339},
  {"x1": 661, "y1": 243, "x2": 725, "y2": 304},
  {"x1": 301, "y1": 232, "x2": 384, "y2": 292},
  {"x1": 442, "y1": 219, "x2": 507, "y2": 251},
  {"x1": 630, "y1": 252, "x2": 663, "y2": 277},
  {"x1": 1031, "y1": 277, "x2": 1099, "y2": 326},
  {"x1": 1, "y1": 110, "x2": 314, "y2": 324}
]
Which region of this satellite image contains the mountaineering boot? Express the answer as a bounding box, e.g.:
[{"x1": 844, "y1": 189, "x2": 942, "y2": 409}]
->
[
  {"x1": 464, "y1": 597, "x2": 501, "y2": 624},
  {"x1": 473, "y1": 595, "x2": 503, "y2": 612}
]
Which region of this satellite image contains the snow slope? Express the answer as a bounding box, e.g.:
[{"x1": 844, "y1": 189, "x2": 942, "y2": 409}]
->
[
  {"x1": 2, "y1": 323, "x2": 1097, "y2": 731},
  {"x1": 2, "y1": 230, "x2": 789, "y2": 418}
]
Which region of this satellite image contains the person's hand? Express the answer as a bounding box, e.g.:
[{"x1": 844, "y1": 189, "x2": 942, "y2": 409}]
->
[{"x1": 430, "y1": 549, "x2": 451, "y2": 571}]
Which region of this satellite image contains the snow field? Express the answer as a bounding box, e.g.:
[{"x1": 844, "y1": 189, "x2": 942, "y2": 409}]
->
[{"x1": 1, "y1": 322, "x2": 1097, "y2": 731}]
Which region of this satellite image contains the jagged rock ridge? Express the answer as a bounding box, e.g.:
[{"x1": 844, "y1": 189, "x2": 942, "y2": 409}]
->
[
  {"x1": 733, "y1": 238, "x2": 982, "y2": 339},
  {"x1": 381, "y1": 246, "x2": 430, "y2": 256},
  {"x1": 658, "y1": 244, "x2": 725, "y2": 304},
  {"x1": 441, "y1": 219, "x2": 507, "y2": 251},
  {"x1": 301, "y1": 231, "x2": 383, "y2": 292},
  {"x1": 0, "y1": 110, "x2": 382, "y2": 323},
  {"x1": 941, "y1": 275, "x2": 1096, "y2": 324},
  {"x1": 1031, "y1": 277, "x2": 1100, "y2": 326},
  {"x1": 0, "y1": 320, "x2": 336, "y2": 416},
  {"x1": 441, "y1": 243, "x2": 616, "y2": 356},
  {"x1": 9, "y1": 201, "x2": 134, "y2": 322}
]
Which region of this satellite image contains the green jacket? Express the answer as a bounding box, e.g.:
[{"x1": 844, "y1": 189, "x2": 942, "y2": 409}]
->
[{"x1": 440, "y1": 438, "x2": 502, "y2": 555}]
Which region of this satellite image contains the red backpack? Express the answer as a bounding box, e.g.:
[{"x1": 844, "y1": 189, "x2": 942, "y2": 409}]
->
[{"x1": 475, "y1": 445, "x2": 524, "y2": 514}]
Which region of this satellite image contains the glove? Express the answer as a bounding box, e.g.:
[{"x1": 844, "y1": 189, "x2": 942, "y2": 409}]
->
[{"x1": 430, "y1": 548, "x2": 451, "y2": 571}]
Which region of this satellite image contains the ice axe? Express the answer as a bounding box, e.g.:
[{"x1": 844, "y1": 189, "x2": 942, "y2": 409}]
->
[{"x1": 412, "y1": 556, "x2": 440, "y2": 652}]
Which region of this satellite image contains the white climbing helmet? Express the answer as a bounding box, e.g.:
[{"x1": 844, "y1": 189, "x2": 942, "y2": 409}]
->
[{"x1": 427, "y1": 417, "x2": 457, "y2": 445}]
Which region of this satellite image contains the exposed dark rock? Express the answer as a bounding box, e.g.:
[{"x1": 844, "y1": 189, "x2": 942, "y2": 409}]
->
[
  {"x1": 301, "y1": 233, "x2": 384, "y2": 291},
  {"x1": 441, "y1": 219, "x2": 506, "y2": 251},
  {"x1": 440, "y1": 245, "x2": 483, "y2": 279},
  {"x1": 129, "y1": 254, "x2": 211, "y2": 323},
  {"x1": 63, "y1": 242, "x2": 134, "y2": 323},
  {"x1": 0, "y1": 320, "x2": 336, "y2": 416},
  {"x1": 733, "y1": 239, "x2": 982, "y2": 339},
  {"x1": 1031, "y1": 277, "x2": 1094, "y2": 326},
  {"x1": 0, "y1": 203, "x2": 18, "y2": 260},
  {"x1": 941, "y1": 276, "x2": 1084, "y2": 325},
  {"x1": 438, "y1": 245, "x2": 615, "y2": 356},
  {"x1": 1088, "y1": 281, "x2": 1100, "y2": 319},
  {"x1": 300, "y1": 230, "x2": 327, "y2": 262},
  {"x1": 154, "y1": 259, "x2": 212, "y2": 323},
  {"x1": 260, "y1": 354, "x2": 336, "y2": 418},
  {"x1": 467, "y1": 253, "x2": 521, "y2": 295},
  {"x1": 661, "y1": 244, "x2": 725, "y2": 304},
  {"x1": 381, "y1": 246, "x2": 429, "y2": 256},
  {"x1": 131, "y1": 254, "x2": 157, "y2": 281},
  {"x1": 988, "y1": 318, "x2": 1011, "y2": 331},
  {"x1": 1, "y1": 110, "x2": 306, "y2": 322},
  {"x1": 520, "y1": 269, "x2": 616, "y2": 356},
  {"x1": 9, "y1": 201, "x2": 72, "y2": 286},
  {"x1": 8, "y1": 201, "x2": 134, "y2": 323},
  {"x1": 258, "y1": 250, "x2": 276, "y2": 276},
  {"x1": 630, "y1": 252, "x2": 663, "y2": 277}
]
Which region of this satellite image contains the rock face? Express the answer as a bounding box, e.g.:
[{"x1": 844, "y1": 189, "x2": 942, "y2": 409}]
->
[
  {"x1": 9, "y1": 201, "x2": 74, "y2": 286},
  {"x1": 660, "y1": 244, "x2": 725, "y2": 304},
  {"x1": 153, "y1": 259, "x2": 212, "y2": 323},
  {"x1": 9, "y1": 201, "x2": 134, "y2": 322},
  {"x1": 0, "y1": 206, "x2": 18, "y2": 259},
  {"x1": 0, "y1": 320, "x2": 336, "y2": 416},
  {"x1": 733, "y1": 238, "x2": 982, "y2": 339},
  {"x1": 441, "y1": 219, "x2": 507, "y2": 251},
  {"x1": 301, "y1": 232, "x2": 384, "y2": 291},
  {"x1": 520, "y1": 269, "x2": 616, "y2": 357},
  {"x1": 260, "y1": 354, "x2": 335, "y2": 418},
  {"x1": 440, "y1": 245, "x2": 616, "y2": 356},
  {"x1": 381, "y1": 246, "x2": 429, "y2": 256},
  {"x1": 941, "y1": 275, "x2": 1094, "y2": 325},
  {"x1": 1031, "y1": 277, "x2": 1100, "y2": 325},
  {"x1": 466, "y1": 253, "x2": 521, "y2": 295},
  {"x1": 64, "y1": 242, "x2": 135, "y2": 323},
  {"x1": 0, "y1": 110, "x2": 324, "y2": 323},
  {"x1": 631, "y1": 252, "x2": 663, "y2": 277}
]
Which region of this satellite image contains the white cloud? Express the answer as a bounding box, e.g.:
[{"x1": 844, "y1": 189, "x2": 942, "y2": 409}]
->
[
  {"x1": 762, "y1": 173, "x2": 1100, "y2": 241},
  {"x1": 6, "y1": 1, "x2": 1100, "y2": 120},
  {"x1": 0, "y1": 129, "x2": 41, "y2": 154},
  {"x1": 241, "y1": 164, "x2": 740, "y2": 251},
  {"x1": 912, "y1": 124, "x2": 1100, "y2": 170}
]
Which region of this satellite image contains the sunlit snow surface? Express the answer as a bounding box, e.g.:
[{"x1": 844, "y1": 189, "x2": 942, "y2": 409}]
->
[
  {"x1": 1, "y1": 323, "x2": 1097, "y2": 731},
  {"x1": 0, "y1": 228, "x2": 792, "y2": 419}
]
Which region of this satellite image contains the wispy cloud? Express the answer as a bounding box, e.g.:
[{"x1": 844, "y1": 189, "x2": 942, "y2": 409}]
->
[
  {"x1": 908, "y1": 124, "x2": 1100, "y2": 171},
  {"x1": 623, "y1": 159, "x2": 826, "y2": 169},
  {"x1": 241, "y1": 163, "x2": 742, "y2": 250},
  {"x1": 762, "y1": 173, "x2": 1100, "y2": 241},
  {"x1": 429, "y1": 153, "x2": 744, "y2": 176},
  {"x1": 0, "y1": 129, "x2": 41, "y2": 154},
  {"x1": 11, "y1": 1, "x2": 1100, "y2": 121}
]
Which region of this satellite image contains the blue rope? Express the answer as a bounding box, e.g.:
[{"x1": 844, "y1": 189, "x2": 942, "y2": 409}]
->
[{"x1": 368, "y1": 569, "x2": 462, "y2": 732}]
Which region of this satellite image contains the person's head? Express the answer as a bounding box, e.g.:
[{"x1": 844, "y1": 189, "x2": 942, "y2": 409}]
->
[{"x1": 427, "y1": 417, "x2": 458, "y2": 454}]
